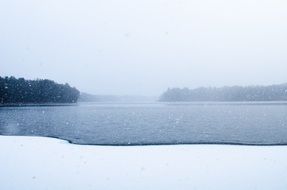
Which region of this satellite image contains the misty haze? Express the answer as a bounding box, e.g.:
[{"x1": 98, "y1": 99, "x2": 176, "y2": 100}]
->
[{"x1": 1, "y1": 0, "x2": 287, "y2": 190}]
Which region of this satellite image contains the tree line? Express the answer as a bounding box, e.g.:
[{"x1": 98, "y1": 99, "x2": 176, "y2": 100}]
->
[
  {"x1": 159, "y1": 84, "x2": 287, "y2": 102},
  {"x1": 0, "y1": 76, "x2": 80, "y2": 104}
]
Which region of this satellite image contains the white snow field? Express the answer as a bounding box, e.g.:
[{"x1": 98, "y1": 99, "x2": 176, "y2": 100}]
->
[{"x1": 1, "y1": 136, "x2": 287, "y2": 190}]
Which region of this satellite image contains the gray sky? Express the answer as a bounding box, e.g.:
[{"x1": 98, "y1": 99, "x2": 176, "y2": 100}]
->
[{"x1": 1, "y1": 0, "x2": 287, "y2": 95}]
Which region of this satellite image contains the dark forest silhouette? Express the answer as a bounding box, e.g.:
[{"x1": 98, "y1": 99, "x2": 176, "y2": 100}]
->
[
  {"x1": 0, "y1": 76, "x2": 80, "y2": 104},
  {"x1": 159, "y1": 84, "x2": 287, "y2": 102}
]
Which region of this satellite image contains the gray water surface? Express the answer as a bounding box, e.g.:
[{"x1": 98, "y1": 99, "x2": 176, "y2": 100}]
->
[{"x1": 1, "y1": 102, "x2": 287, "y2": 145}]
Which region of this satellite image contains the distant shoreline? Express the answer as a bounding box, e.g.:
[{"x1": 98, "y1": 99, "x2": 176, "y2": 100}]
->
[
  {"x1": 160, "y1": 83, "x2": 287, "y2": 102},
  {"x1": 0, "y1": 103, "x2": 78, "y2": 107},
  {"x1": 158, "y1": 101, "x2": 287, "y2": 106},
  {"x1": 0, "y1": 76, "x2": 80, "y2": 104},
  {"x1": 2, "y1": 101, "x2": 287, "y2": 107}
]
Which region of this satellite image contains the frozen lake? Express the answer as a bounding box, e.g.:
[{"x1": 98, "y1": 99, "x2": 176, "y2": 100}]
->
[
  {"x1": 2, "y1": 135, "x2": 287, "y2": 190},
  {"x1": 1, "y1": 102, "x2": 287, "y2": 145}
]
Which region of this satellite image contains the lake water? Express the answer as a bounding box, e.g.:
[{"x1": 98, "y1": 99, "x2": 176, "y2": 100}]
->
[{"x1": 1, "y1": 102, "x2": 287, "y2": 145}]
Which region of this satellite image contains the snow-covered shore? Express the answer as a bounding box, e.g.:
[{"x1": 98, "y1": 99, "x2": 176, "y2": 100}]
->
[{"x1": 1, "y1": 136, "x2": 287, "y2": 190}]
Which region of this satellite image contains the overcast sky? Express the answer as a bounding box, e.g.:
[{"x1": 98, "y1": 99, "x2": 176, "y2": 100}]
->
[{"x1": 1, "y1": 0, "x2": 287, "y2": 95}]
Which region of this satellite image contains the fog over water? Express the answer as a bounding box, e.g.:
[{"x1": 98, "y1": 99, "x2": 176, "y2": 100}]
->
[{"x1": 1, "y1": 0, "x2": 287, "y2": 95}]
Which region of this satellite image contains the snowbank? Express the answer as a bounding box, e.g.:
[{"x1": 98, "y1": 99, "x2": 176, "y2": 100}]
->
[{"x1": 1, "y1": 135, "x2": 287, "y2": 190}]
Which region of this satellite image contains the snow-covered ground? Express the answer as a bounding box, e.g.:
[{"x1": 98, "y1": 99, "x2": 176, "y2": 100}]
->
[{"x1": 1, "y1": 136, "x2": 287, "y2": 190}]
